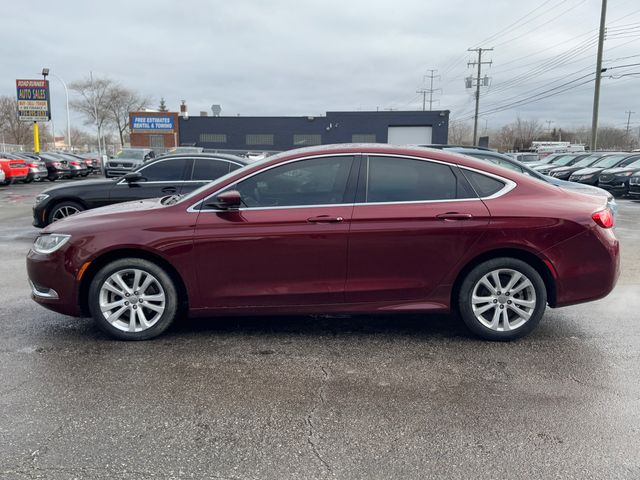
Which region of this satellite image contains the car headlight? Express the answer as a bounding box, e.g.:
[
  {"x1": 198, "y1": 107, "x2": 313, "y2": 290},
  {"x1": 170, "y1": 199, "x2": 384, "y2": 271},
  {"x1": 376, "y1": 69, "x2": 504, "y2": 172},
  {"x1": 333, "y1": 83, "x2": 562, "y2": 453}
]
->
[
  {"x1": 630, "y1": 176, "x2": 640, "y2": 184},
  {"x1": 32, "y1": 234, "x2": 71, "y2": 254},
  {"x1": 34, "y1": 193, "x2": 50, "y2": 205},
  {"x1": 620, "y1": 171, "x2": 634, "y2": 177}
]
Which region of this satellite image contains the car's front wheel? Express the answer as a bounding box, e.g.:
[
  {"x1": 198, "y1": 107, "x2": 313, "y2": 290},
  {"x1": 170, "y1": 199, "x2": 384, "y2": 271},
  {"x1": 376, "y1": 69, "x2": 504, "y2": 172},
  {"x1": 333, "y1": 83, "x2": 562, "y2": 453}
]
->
[
  {"x1": 48, "y1": 201, "x2": 84, "y2": 224},
  {"x1": 458, "y1": 258, "x2": 547, "y2": 341},
  {"x1": 88, "y1": 258, "x2": 179, "y2": 340}
]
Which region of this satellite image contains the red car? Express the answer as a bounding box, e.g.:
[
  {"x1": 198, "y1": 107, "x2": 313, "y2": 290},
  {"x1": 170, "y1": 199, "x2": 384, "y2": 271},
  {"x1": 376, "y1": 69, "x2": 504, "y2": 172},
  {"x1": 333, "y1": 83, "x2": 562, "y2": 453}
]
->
[
  {"x1": 0, "y1": 156, "x2": 29, "y2": 185},
  {"x1": 26, "y1": 145, "x2": 619, "y2": 341}
]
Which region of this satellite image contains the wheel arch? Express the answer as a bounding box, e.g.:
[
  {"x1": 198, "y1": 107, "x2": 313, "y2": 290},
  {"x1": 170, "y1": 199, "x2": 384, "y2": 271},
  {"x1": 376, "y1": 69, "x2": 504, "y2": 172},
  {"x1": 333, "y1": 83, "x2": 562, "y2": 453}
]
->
[
  {"x1": 45, "y1": 197, "x2": 89, "y2": 222},
  {"x1": 451, "y1": 247, "x2": 557, "y2": 310},
  {"x1": 78, "y1": 248, "x2": 189, "y2": 317}
]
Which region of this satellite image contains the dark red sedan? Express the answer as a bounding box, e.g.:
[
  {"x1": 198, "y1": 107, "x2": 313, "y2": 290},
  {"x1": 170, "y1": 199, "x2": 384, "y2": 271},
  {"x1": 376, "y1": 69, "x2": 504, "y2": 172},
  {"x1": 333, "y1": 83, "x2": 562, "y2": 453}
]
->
[{"x1": 27, "y1": 145, "x2": 620, "y2": 341}]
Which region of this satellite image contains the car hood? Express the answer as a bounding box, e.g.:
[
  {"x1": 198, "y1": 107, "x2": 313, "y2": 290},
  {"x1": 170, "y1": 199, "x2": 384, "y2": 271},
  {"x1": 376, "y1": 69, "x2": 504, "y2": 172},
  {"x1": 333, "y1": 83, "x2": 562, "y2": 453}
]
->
[
  {"x1": 42, "y1": 178, "x2": 115, "y2": 195},
  {"x1": 43, "y1": 198, "x2": 165, "y2": 233},
  {"x1": 601, "y1": 167, "x2": 636, "y2": 175},
  {"x1": 571, "y1": 167, "x2": 604, "y2": 176}
]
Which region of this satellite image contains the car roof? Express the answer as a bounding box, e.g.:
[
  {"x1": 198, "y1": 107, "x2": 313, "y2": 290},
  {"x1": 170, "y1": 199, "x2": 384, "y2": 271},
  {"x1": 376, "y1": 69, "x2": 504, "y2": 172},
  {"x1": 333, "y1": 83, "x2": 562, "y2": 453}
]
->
[
  {"x1": 147, "y1": 152, "x2": 249, "y2": 165},
  {"x1": 416, "y1": 144, "x2": 494, "y2": 151}
]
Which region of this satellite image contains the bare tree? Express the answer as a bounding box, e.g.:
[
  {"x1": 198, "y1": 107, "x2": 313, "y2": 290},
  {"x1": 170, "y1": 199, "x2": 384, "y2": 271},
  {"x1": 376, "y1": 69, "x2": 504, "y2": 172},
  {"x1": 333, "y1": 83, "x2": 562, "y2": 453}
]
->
[
  {"x1": 0, "y1": 96, "x2": 33, "y2": 145},
  {"x1": 448, "y1": 121, "x2": 473, "y2": 145},
  {"x1": 105, "y1": 86, "x2": 149, "y2": 147},
  {"x1": 69, "y1": 75, "x2": 113, "y2": 152}
]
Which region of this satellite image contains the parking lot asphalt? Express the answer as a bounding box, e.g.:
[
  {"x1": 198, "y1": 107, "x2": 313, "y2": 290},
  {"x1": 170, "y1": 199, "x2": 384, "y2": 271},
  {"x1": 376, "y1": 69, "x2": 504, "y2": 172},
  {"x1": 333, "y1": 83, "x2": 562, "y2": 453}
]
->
[{"x1": 1, "y1": 180, "x2": 639, "y2": 480}]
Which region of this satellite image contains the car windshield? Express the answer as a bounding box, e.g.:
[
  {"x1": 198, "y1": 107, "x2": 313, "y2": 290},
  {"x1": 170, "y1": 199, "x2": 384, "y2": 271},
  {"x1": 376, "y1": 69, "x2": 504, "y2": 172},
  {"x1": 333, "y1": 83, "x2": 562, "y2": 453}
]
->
[
  {"x1": 115, "y1": 150, "x2": 146, "y2": 159},
  {"x1": 623, "y1": 158, "x2": 640, "y2": 168},
  {"x1": 518, "y1": 154, "x2": 539, "y2": 162},
  {"x1": 551, "y1": 155, "x2": 577, "y2": 166},
  {"x1": 572, "y1": 155, "x2": 602, "y2": 167},
  {"x1": 594, "y1": 154, "x2": 628, "y2": 168}
]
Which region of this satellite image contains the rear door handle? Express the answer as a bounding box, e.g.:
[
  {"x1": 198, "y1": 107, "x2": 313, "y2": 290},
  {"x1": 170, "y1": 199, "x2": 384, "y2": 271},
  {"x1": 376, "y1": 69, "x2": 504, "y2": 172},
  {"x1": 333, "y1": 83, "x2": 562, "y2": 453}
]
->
[
  {"x1": 436, "y1": 212, "x2": 473, "y2": 221},
  {"x1": 161, "y1": 186, "x2": 178, "y2": 194},
  {"x1": 307, "y1": 215, "x2": 344, "y2": 223}
]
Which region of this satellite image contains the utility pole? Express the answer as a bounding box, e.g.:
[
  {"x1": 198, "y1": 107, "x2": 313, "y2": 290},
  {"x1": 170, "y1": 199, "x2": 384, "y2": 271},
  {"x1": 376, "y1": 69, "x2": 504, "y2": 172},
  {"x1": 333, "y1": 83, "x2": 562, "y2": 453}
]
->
[
  {"x1": 467, "y1": 48, "x2": 493, "y2": 146},
  {"x1": 625, "y1": 111, "x2": 635, "y2": 136},
  {"x1": 590, "y1": 0, "x2": 608, "y2": 151},
  {"x1": 416, "y1": 88, "x2": 428, "y2": 112},
  {"x1": 545, "y1": 120, "x2": 554, "y2": 133}
]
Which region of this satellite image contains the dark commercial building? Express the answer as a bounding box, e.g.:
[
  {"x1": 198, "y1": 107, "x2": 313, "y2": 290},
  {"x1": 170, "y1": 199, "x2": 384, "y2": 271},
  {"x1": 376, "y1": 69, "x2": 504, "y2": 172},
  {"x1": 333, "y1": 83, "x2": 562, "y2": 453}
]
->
[{"x1": 177, "y1": 110, "x2": 449, "y2": 152}]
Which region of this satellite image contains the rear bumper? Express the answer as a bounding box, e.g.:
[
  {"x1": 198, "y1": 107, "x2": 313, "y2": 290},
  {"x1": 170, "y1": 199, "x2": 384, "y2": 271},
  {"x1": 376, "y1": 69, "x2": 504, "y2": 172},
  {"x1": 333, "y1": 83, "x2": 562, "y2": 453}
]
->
[
  {"x1": 28, "y1": 168, "x2": 48, "y2": 180},
  {"x1": 544, "y1": 227, "x2": 620, "y2": 308}
]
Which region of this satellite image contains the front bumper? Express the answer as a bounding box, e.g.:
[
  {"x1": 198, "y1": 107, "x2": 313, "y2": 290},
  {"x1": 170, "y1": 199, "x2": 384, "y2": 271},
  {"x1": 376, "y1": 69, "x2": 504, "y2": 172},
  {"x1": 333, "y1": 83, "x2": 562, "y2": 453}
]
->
[
  {"x1": 598, "y1": 181, "x2": 629, "y2": 194},
  {"x1": 26, "y1": 247, "x2": 83, "y2": 317}
]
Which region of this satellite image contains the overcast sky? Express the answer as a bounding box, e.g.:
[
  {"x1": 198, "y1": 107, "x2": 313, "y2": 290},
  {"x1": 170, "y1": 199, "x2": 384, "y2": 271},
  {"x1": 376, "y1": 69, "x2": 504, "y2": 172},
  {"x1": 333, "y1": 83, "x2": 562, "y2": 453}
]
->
[{"x1": 2, "y1": 0, "x2": 639, "y2": 136}]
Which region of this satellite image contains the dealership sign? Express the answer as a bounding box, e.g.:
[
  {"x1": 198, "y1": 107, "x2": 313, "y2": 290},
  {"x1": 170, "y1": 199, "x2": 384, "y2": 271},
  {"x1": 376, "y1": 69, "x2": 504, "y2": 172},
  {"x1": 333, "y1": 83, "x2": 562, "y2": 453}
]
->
[
  {"x1": 16, "y1": 79, "x2": 50, "y2": 122},
  {"x1": 131, "y1": 115, "x2": 175, "y2": 133}
]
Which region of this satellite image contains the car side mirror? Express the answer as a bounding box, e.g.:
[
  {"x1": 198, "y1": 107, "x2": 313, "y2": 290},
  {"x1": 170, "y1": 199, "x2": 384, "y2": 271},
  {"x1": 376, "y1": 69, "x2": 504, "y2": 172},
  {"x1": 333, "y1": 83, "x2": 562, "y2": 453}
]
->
[
  {"x1": 123, "y1": 172, "x2": 143, "y2": 183},
  {"x1": 205, "y1": 190, "x2": 242, "y2": 210}
]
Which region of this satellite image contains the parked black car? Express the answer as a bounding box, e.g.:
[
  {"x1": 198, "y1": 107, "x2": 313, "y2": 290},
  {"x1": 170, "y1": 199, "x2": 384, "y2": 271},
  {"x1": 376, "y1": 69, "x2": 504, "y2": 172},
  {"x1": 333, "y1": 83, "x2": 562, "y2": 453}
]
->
[
  {"x1": 4, "y1": 153, "x2": 48, "y2": 182},
  {"x1": 24, "y1": 153, "x2": 72, "y2": 181},
  {"x1": 629, "y1": 171, "x2": 640, "y2": 197},
  {"x1": 568, "y1": 153, "x2": 633, "y2": 185},
  {"x1": 547, "y1": 153, "x2": 609, "y2": 180},
  {"x1": 532, "y1": 153, "x2": 590, "y2": 175},
  {"x1": 597, "y1": 155, "x2": 640, "y2": 196},
  {"x1": 33, "y1": 153, "x2": 248, "y2": 227}
]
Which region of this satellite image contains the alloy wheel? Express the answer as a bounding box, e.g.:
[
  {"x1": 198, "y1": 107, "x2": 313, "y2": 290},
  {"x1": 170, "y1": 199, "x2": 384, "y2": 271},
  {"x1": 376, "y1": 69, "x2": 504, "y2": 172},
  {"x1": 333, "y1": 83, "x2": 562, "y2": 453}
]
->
[
  {"x1": 51, "y1": 205, "x2": 80, "y2": 221},
  {"x1": 98, "y1": 268, "x2": 166, "y2": 333},
  {"x1": 470, "y1": 268, "x2": 537, "y2": 332}
]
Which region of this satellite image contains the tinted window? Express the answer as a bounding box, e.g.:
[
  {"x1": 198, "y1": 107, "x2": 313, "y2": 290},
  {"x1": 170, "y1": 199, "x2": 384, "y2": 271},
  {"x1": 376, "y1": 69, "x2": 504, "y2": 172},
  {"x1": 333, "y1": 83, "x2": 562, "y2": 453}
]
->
[
  {"x1": 463, "y1": 170, "x2": 506, "y2": 197},
  {"x1": 139, "y1": 159, "x2": 187, "y2": 181},
  {"x1": 366, "y1": 156, "x2": 461, "y2": 203},
  {"x1": 233, "y1": 156, "x2": 354, "y2": 207},
  {"x1": 594, "y1": 155, "x2": 628, "y2": 168},
  {"x1": 192, "y1": 159, "x2": 230, "y2": 180}
]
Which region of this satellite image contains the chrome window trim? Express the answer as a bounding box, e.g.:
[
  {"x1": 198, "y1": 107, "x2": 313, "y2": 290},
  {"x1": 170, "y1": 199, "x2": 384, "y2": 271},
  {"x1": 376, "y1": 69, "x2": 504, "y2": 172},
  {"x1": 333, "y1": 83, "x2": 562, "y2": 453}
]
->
[
  {"x1": 116, "y1": 157, "x2": 243, "y2": 185},
  {"x1": 187, "y1": 152, "x2": 517, "y2": 213}
]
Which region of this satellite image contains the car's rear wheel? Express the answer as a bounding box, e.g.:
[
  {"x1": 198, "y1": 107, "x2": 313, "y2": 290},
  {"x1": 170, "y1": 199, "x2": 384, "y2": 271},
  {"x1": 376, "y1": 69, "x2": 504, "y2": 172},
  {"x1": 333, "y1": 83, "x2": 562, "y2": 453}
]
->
[
  {"x1": 48, "y1": 201, "x2": 84, "y2": 224},
  {"x1": 458, "y1": 258, "x2": 547, "y2": 341},
  {"x1": 88, "y1": 258, "x2": 178, "y2": 340}
]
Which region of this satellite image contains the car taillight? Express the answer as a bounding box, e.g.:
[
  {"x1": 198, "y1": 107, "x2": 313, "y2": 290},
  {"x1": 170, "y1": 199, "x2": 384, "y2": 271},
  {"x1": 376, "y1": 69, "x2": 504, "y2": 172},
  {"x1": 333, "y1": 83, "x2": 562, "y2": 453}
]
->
[
  {"x1": 53, "y1": 162, "x2": 61, "y2": 167},
  {"x1": 71, "y1": 161, "x2": 80, "y2": 166},
  {"x1": 28, "y1": 162, "x2": 37, "y2": 168},
  {"x1": 592, "y1": 209, "x2": 614, "y2": 229}
]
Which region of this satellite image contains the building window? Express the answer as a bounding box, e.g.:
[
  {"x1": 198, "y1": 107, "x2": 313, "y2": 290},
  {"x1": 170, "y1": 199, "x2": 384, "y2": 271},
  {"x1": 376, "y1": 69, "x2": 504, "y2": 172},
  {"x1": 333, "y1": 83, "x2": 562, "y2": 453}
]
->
[
  {"x1": 352, "y1": 134, "x2": 376, "y2": 143},
  {"x1": 246, "y1": 134, "x2": 274, "y2": 146},
  {"x1": 149, "y1": 135, "x2": 165, "y2": 148},
  {"x1": 293, "y1": 134, "x2": 322, "y2": 146},
  {"x1": 199, "y1": 133, "x2": 227, "y2": 143}
]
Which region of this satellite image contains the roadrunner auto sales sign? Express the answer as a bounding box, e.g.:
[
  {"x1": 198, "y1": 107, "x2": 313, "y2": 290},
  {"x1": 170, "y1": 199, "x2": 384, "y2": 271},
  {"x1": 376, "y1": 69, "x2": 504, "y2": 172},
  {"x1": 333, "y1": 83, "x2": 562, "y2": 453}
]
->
[{"x1": 16, "y1": 79, "x2": 51, "y2": 122}]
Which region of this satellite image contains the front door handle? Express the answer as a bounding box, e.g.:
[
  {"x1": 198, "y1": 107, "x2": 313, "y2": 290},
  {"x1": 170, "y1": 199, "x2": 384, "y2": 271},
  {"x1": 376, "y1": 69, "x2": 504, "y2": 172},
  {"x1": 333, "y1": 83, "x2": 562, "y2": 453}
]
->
[
  {"x1": 161, "y1": 186, "x2": 178, "y2": 194},
  {"x1": 436, "y1": 212, "x2": 473, "y2": 221},
  {"x1": 307, "y1": 215, "x2": 344, "y2": 224}
]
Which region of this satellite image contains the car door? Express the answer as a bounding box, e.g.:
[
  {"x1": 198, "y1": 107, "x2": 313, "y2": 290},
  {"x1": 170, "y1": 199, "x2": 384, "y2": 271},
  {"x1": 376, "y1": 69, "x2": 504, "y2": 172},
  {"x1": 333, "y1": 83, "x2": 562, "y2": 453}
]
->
[
  {"x1": 191, "y1": 154, "x2": 359, "y2": 308},
  {"x1": 109, "y1": 157, "x2": 191, "y2": 203},
  {"x1": 184, "y1": 158, "x2": 242, "y2": 195},
  {"x1": 345, "y1": 155, "x2": 491, "y2": 304}
]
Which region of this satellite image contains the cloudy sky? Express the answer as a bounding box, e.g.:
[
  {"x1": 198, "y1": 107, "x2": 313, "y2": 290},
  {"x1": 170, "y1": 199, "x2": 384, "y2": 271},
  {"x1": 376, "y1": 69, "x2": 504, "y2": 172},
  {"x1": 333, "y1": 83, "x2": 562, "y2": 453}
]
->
[{"x1": 2, "y1": 0, "x2": 639, "y2": 136}]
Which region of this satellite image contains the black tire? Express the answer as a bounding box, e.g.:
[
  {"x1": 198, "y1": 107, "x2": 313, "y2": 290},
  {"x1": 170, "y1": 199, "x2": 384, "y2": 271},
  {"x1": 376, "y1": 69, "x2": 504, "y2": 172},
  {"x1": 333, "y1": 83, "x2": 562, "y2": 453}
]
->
[
  {"x1": 458, "y1": 257, "x2": 547, "y2": 341},
  {"x1": 47, "y1": 201, "x2": 85, "y2": 224},
  {"x1": 48, "y1": 176, "x2": 57, "y2": 182},
  {"x1": 24, "y1": 177, "x2": 33, "y2": 183},
  {"x1": 88, "y1": 258, "x2": 179, "y2": 340}
]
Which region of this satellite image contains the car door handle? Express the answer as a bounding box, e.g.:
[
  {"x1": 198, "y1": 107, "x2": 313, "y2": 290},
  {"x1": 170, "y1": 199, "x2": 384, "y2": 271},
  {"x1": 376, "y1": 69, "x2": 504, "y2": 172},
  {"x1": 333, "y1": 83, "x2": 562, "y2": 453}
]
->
[
  {"x1": 436, "y1": 212, "x2": 473, "y2": 221},
  {"x1": 161, "y1": 186, "x2": 178, "y2": 194},
  {"x1": 307, "y1": 215, "x2": 344, "y2": 223}
]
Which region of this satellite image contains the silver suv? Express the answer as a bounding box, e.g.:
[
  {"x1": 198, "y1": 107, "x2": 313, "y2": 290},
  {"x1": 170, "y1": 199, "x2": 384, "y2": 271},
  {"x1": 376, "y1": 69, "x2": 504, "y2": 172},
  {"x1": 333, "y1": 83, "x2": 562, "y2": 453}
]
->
[{"x1": 105, "y1": 149, "x2": 155, "y2": 178}]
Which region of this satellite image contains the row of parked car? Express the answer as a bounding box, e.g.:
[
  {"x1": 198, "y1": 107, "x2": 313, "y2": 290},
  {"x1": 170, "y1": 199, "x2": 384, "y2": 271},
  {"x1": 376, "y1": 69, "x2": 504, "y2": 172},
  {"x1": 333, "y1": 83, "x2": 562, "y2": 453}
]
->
[
  {"x1": 512, "y1": 151, "x2": 640, "y2": 197},
  {"x1": 0, "y1": 151, "x2": 103, "y2": 186}
]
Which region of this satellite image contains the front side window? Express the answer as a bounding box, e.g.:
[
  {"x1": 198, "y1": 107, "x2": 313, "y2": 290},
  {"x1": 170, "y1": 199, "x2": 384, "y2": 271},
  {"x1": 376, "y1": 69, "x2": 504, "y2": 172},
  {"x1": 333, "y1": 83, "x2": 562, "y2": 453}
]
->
[
  {"x1": 232, "y1": 156, "x2": 354, "y2": 208},
  {"x1": 138, "y1": 159, "x2": 188, "y2": 181},
  {"x1": 366, "y1": 156, "x2": 466, "y2": 203},
  {"x1": 192, "y1": 159, "x2": 231, "y2": 181}
]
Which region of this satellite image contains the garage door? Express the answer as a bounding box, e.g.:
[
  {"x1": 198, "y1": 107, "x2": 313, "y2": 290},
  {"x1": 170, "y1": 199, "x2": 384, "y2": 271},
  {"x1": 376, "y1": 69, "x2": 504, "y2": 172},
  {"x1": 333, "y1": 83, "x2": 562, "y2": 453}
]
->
[{"x1": 387, "y1": 126, "x2": 432, "y2": 145}]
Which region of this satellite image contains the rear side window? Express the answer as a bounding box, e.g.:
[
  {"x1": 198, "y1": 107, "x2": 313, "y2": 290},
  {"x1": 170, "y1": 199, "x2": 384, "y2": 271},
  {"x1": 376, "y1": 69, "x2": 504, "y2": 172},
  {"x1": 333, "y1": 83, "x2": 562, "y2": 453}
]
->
[
  {"x1": 139, "y1": 159, "x2": 188, "y2": 181},
  {"x1": 192, "y1": 159, "x2": 230, "y2": 180},
  {"x1": 463, "y1": 170, "x2": 506, "y2": 197},
  {"x1": 366, "y1": 156, "x2": 470, "y2": 202}
]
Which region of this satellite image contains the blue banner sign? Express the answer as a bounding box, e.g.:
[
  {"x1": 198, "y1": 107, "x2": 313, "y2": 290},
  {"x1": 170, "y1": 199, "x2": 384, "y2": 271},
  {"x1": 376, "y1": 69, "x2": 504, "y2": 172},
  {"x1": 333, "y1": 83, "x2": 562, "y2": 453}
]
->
[{"x1": 131, "y1": 115, "x2": 175, "y2": 132}]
